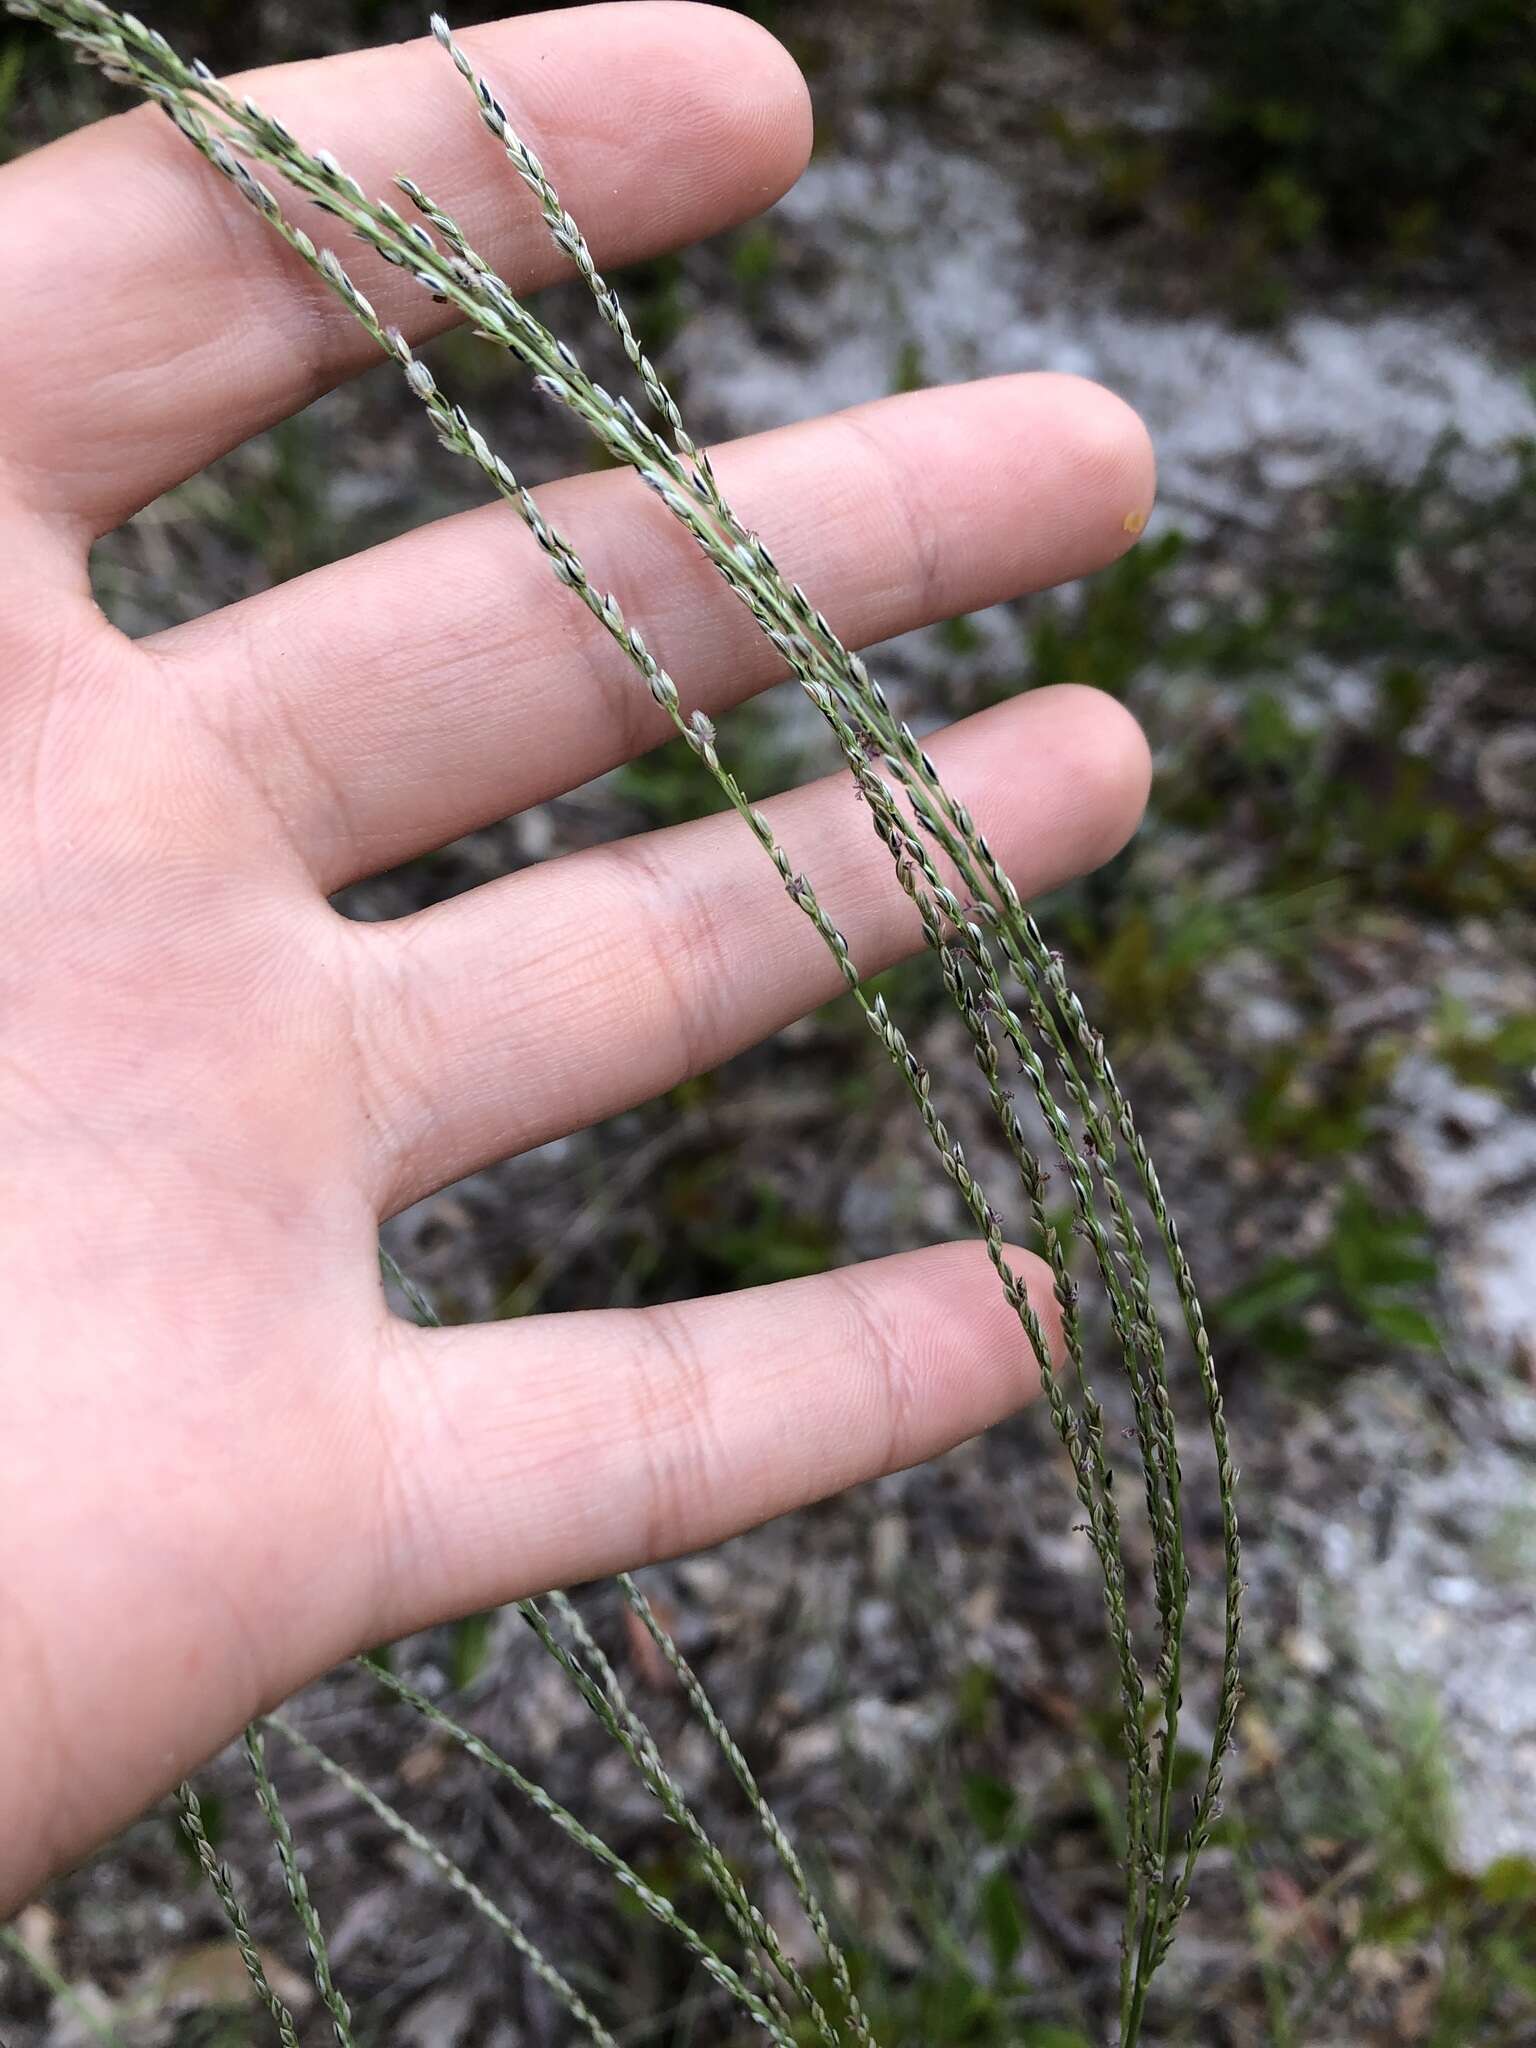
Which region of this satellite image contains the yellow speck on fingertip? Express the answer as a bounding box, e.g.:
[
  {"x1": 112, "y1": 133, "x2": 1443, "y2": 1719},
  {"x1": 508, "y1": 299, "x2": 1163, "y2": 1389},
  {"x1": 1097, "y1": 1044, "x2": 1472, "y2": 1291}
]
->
[{"x1": 1122, "y1": 508, "x2": 1147, "y2": 537}]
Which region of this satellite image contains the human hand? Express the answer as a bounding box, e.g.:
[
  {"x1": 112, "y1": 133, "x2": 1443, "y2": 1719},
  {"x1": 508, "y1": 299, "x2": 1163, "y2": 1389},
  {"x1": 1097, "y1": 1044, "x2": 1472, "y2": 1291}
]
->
[{"x1": 0, "y1": 1, "x2": 1155, "y2": 1907}]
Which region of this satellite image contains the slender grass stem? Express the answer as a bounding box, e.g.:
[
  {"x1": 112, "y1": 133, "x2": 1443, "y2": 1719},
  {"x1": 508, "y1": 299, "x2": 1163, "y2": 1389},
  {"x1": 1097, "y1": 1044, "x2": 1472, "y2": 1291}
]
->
[
  {"x1": 174, "y1": 1782, "x2": 304, "y2": 2048},
  {"x1": 358, "y1": 1656, "x2": 800, "y2": 2046},
  {"x1": 242, "y1": 1727, "x2": 357, "y2": 2048},
  {"x1": 0, "y1": 1921, "x2": 129, "y2": 2047},
  {"x1": 265, "y1": 1716, "x2": 622, "y2": 2048}
]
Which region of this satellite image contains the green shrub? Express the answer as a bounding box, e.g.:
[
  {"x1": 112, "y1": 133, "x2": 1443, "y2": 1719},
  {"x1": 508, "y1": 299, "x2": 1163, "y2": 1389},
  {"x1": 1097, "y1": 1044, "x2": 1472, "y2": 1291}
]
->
[
  {"x1": 1191, "y1": 0, "x2": 1536, "y2": 245},
  {"x1": 1005, "y1": 0, "x2": 1536, "y2": 250}
]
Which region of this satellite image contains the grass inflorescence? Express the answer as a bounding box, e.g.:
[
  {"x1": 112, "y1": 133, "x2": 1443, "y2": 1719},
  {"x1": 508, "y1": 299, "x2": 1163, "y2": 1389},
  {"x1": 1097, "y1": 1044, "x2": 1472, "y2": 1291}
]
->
[{"x1": 14, "y1": 4, "x2": 1242, "y2": 2039}]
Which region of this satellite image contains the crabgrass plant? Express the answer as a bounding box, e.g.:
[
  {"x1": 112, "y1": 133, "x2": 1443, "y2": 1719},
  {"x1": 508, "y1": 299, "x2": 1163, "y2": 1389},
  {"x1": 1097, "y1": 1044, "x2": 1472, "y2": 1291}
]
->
[{"x1": 15, "y1": 4, "x2": 1242, "y2": 2039}]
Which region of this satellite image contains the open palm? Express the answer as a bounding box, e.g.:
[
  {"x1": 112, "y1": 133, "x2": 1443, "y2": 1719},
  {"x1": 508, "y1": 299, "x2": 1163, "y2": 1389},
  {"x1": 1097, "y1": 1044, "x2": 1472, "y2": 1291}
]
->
[{"x1": 0, "y1": 1, "x2": 1155, "y2": 1907}]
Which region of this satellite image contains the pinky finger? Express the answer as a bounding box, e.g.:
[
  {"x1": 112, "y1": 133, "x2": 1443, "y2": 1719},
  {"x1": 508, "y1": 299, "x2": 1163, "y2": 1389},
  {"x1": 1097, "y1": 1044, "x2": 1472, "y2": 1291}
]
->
[{"x1": 366, "y1": 1240, "x2": 1059, "y2": 1640}]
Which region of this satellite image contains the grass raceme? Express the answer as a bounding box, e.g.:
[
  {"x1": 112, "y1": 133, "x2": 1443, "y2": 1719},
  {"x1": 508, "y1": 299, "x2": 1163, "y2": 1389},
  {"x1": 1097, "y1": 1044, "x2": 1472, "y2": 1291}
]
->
[{"x1": 11, "y1": 5, "x2": 1243, "y2": 2040}]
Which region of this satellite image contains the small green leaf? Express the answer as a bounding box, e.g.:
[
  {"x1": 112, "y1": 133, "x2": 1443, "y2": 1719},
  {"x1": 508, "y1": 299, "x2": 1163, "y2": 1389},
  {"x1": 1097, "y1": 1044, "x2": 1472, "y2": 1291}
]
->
[
  {"x1": 0, "y1": 36, "x2": 26, "y2": 134},
  {"x1": 451, "y1": 1610, "x2": 495, "y2": 1689},
  {"x1": 1216, "y1": 1259, "x2": 1321, "y2": 1332},
  {"x1": 1481, "y1": 1855, "x2": 1536, "y2": 1906},
  {"x1": 978, "y1": 1867, "x2": 1025, "y2": 1980},
  {"x1": 963, "y1": 1771, "x2": 1017, "y2": 1844},
  {"x1": 953, "y1": 1661, "x2": 997, "y2": 1737},
  {"x1": 1367, "y1": 1302, "x2": 1441, "y2": 1350}
]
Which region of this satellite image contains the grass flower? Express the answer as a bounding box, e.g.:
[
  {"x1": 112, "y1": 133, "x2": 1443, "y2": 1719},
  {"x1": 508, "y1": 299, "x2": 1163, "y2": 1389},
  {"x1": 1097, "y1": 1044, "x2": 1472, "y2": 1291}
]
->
[{"x1": 11, "y1": 5, "x2": 1242, "y2": 2038}]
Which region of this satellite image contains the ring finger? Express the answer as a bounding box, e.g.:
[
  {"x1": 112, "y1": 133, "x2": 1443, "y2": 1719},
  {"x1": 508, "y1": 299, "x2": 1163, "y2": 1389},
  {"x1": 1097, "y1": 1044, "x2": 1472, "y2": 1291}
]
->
[{"x1": 350, "y1": 681, "x2": 1150, "y2": 1213}]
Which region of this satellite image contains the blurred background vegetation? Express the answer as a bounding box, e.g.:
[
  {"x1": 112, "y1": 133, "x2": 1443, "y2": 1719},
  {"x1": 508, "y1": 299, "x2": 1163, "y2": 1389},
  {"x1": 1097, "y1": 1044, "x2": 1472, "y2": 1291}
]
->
[
  {"x1": 2, "y1": 1, "x2": 1534, "y2": 2043},
  {"x1": 1007, "y1": 0, "x2": 1536, "y2": 250}
]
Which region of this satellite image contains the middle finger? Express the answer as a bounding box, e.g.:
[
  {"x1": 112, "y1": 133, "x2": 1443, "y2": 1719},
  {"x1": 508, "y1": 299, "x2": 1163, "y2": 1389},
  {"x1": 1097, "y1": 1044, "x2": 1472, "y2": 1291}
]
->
[
  {"x1": 350, "y1": 681, "x2": 1151, "y2": 1214},
  {"x1": 149, "y1": 372, "x2": 1154, "y2": 890}
]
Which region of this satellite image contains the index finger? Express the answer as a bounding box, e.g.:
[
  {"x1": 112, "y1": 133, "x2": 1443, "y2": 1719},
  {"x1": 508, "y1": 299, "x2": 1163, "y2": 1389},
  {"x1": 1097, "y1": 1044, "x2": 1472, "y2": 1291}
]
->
[{"x1": 0, "y1": 3, "x2": 811, "y2": 536}]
